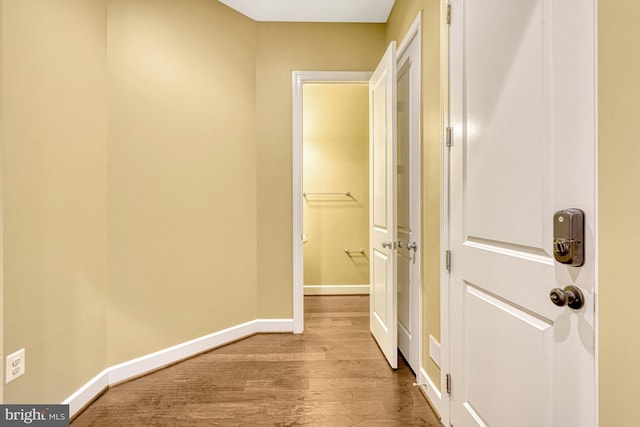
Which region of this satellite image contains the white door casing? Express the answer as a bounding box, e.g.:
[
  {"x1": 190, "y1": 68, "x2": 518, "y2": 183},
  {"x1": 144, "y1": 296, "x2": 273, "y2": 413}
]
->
[
  {"x1": 369, "y1": 41, "x2": 398, "y2": 369},
  {"x1": 396, "y1": 18, "x2": 421, "y2": 373},
  {"x1": 292, "y1": 71, "x2": 374, "y2": 334},
  {"x1": 448, "y1": 1, "x2": 596, "y2": 426}
]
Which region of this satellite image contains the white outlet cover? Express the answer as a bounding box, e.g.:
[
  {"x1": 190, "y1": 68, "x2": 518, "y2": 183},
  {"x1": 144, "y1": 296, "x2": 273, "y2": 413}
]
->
[{"x1": 6, "y1": 348, "x2": 25, "y2": 384}]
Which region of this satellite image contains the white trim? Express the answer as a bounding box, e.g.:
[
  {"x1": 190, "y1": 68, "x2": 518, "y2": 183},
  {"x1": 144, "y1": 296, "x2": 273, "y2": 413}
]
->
[
  {"x1": 593, "y1": 0, "x2": 599, "y2": 424},
  {"x1": 63, "y1": 319, "x2": 293, "y2": 417},
  {"x1": 0, "y1": 0, "x2": 4, "y2": 403},
  {"x1": 62, "y1": 370, "x2": 110, "y2": 418},
  {"x1": 439, "y1": 0, "x2": 452, "y2": 425},
  {"x1": 292, "y1": 72, "x2": 304, "y2": 334},
  {"x1": 419, "y1": 367, "x2": 444, "y2": 419},
  {"x1": 292, "y1": 71, "x2": 373, "y2": 334},
  {"x1": 397, "y1": 11, "x2": 421, "y2": 57},
  {"x1": 303, "y1": 285, "x2": 370, "y2": 295}
]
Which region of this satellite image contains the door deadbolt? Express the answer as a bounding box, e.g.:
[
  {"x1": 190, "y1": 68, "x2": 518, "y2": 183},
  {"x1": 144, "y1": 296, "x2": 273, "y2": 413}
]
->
[
  {"x1": 553, "y1": 209, "x2": 584, "y2": 266},
  {"x1": 549, "y1": 285, "x2": 585, "y2": 310}
]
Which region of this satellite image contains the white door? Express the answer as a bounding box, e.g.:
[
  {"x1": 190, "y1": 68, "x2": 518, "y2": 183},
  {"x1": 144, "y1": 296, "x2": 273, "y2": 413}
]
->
[
  {"x1": 396, "y1": 30, "x2": 421, "y2": 372},
  {"x1": 370, "y1": 41, "x2": 398, "y2": 369},
  {"x1": 449, "y1": 1, "x2": 596, "y2": 426}
]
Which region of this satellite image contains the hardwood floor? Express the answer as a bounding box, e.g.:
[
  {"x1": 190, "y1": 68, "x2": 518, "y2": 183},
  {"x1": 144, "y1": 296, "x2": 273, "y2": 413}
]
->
[{"x1": 72, "y1": 295, "x2": 442, "y2": 426}]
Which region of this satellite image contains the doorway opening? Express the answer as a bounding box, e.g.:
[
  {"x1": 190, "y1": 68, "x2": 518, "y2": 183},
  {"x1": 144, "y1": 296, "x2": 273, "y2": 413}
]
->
[
  {"x1": 301, "y1": 83, "x2": 370, "y2": 297},
  {"x1": 292, "y1": 71, "x2": 372, "y2": 334}
]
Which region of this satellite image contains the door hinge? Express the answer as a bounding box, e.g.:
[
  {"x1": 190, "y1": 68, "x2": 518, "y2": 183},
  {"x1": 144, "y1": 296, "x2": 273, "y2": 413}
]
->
[
  {"x1": 446, "y1": 126, "x2": 453, "y2": 148},
  {"x1": 446, "y1": 373, "x2": 452, "y2": 394},
  {"x1": 445, "y1": 250, "x2": 452, "y2": 272},
  {"x1": 446, "y1": 4, "x2": 452, "y2": 25}
]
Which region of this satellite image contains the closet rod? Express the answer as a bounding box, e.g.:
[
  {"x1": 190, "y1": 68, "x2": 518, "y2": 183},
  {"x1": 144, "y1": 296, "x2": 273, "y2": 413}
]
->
[
  {"x1": 344, "y1": 248, "x2": 365, "y2": 255},
  {"x1": 303, "y1": 191, "x2": 352, "y2": 197}
]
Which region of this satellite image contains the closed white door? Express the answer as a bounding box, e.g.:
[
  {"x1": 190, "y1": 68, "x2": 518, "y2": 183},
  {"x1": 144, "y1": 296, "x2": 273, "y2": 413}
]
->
[
  {"x1": 369, "y1": 41, "x2": 398, "y2": 369},
  {"x1": 449, "y1": 1, "x2": 596, "y2": 426}
]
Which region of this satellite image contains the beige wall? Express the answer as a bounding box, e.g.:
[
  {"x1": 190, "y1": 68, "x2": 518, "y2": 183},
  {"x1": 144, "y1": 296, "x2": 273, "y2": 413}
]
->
[
  {"x1": 107, "y1": 0, "x2": 258, "y2": 365},
  {"x1": 303, "y1": 84, "x2": 370, "y2": 287},
  {"x1": 386, "y1": 0, "x2": 442, "y2": 388},
  {"x1": 0, "y1": 3, "x2": 387, "y2": 404},
  {"x1": 2, "y1": 0, "x2": 108, "y2": 402},
  {"x1": 255, "y1": 23, "x2": 386, "y2": 317},
  {"x1": 598, "y1": 0, "x2": 640, "y2": 424}
]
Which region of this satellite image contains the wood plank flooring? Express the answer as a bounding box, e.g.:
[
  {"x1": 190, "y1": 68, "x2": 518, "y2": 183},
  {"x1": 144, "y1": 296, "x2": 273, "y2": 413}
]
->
[{"x1": 72, "y1": 295, "x2": 443, "y2": 426}]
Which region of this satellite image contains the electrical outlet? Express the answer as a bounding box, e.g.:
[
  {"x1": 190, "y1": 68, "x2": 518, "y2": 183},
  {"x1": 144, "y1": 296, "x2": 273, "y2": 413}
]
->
[{"x1": 6, "y1": 349, "x2": 25, "y2": 384}]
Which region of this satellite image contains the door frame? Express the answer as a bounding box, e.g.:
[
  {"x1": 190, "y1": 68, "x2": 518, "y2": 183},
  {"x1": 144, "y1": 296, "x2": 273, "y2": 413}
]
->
[
  {"x1": 292, "y1": 71, "x2": 373, "y2": 333},
  {"x1": 439, "y1": 0, "x2": 451, "y2": 424},
  {"x1": 0, "y1": 0, "x2": 4, "y2": 400}
]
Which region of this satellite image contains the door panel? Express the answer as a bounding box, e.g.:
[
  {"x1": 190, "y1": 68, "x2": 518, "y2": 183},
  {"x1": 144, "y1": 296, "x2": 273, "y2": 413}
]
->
[
  {"x1": 449, "y1": 0, "x2": 596, "y2": 426},
  {"x1": 373, "y1": 250, "x2": 390, "y2": 326},
  {"x1": 396, "y1": 39, "x2": 420, "y2": 371},
  {"x1": 397, "y1": 59, "x2": 411, "y2": 352},
  {"x1": 463, "y1": 0, "x2": 547, "y2": 249},
  {"x1": 462, "y1": 283, "x2": 553, "y2": 427},
  {"x1": 369, "y1": 42, "x2": 397, "y2": 369}
]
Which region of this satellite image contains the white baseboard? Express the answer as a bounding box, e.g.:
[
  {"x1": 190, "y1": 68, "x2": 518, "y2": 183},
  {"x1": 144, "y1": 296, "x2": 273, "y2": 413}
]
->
[
  {"x1": 62, "y1": 369, "x2": 110, "y2": 418},
  {"x1": 64, "y1": 318, "x2": 293, "y2": 417},
  {"x1": 417, "y1": 367, "x2": 443, "y2": 419},
  {"x1": 303, "y1": 284, "x2": 370, "y2": 295}
]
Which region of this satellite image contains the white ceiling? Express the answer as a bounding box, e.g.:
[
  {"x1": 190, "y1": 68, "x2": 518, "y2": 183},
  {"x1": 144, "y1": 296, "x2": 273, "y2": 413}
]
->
[{"x1": 218, "y1": 0, "x2": 396, "y2": 23}]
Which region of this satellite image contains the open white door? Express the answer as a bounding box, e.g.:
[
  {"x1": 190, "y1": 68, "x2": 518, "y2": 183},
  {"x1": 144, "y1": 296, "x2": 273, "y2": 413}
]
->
[
  {"x1": 448, "y1": 1, "x2": 596, "y2": 426},
  {"x1": 369, "y1": 42, "x2": 398, "y2": 369},
  {"x1": 396, "y1": 19, "x2": 421, "y2": 373}
]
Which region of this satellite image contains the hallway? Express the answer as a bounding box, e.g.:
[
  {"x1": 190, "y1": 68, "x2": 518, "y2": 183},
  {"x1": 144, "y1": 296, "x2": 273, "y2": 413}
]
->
[{"x1": 71, "y1": 296, "x2": 441, "y2": 426}]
